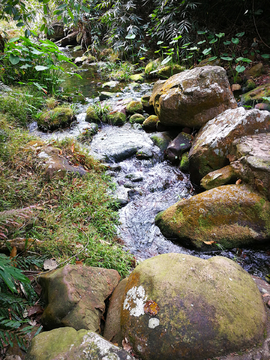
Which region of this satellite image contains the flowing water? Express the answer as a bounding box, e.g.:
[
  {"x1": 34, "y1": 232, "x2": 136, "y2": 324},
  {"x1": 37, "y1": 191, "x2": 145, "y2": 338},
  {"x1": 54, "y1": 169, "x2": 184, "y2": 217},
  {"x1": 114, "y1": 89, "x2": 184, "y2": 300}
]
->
[{"x1": 29, "y1": 58, "x2": 270, "y2": 280}]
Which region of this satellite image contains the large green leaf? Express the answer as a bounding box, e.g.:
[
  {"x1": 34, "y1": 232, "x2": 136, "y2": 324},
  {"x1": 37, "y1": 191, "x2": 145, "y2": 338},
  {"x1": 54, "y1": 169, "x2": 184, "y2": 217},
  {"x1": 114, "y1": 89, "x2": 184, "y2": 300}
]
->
[{"x1": 9, "y1": 54, "x2": 20, "y2": 65}]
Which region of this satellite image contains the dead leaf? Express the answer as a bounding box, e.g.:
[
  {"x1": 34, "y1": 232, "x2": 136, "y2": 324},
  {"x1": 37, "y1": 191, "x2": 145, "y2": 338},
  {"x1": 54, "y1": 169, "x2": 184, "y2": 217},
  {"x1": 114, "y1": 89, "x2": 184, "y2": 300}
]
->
[
  {"x1": 236, "y1": 179, "x2": 242, "y2": 184},
  {"x1": 71, "y1": 143, "x2": 75, "y2": 153},
  {"x1": 10, "y1": 246, "x2": 17, "y2": 258},
  {"x1": 203, "y1": 240, "x2": 215, "y2": 245},
  {"x1": 75, "y1": 261, "x2": 84, "y2": 266},
  {"x1": 263, "y1": 293, "x2": 270, "y2": 298},
  {"x1": 43, "y1": 258, "x2": 58, "y2": 271},
  {"x1": 144, "y1": 300, "x2": 160, "y2": 316},
  {"x1": 122, "y1": 338, "x2": 132, "y2": 352},
  {"x1": 27, "y1": 305, "x2": 44, "y2": 317}
]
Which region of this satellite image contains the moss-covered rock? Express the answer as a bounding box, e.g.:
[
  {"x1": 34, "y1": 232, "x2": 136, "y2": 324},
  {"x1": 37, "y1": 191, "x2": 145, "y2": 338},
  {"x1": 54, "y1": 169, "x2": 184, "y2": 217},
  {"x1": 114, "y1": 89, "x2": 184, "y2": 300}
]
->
[
  {"x1": 85, "y1": 105, "x2": 100, "y2": 123},
  {"x1": 200, "y1": 165, "x2": 237, "y2": 190},
  {"x1": 166, "y1": 132, "x2": 193, "y2": 163},
  {"x1": 150, "y1": 132, "x2": 172, "y2": 152},
  {"x1": 145, "y1": 59, "x2": 161, "y2": 75},
  {"x1": 39, "y1": 264, "x2": 120, "y2": 331},
  {"x1": 37, "y1": 106, "x2": 75, "y2": 131},
  {"x1": 157, "y1": 64, "x2": 185, "y2": 78},
  {"x1": 155, "y1": 184, "x2": 270, "y2": 250},
  {"x1": 129, "y1": 73, "x2": 144, "y2": 82},
  {"x1": 151, "y1": 66, "x2": 237, "y2": 128},
  {"x1": 121, "y1": 253, "x2": 266, "y2": 360},
  {"x1": 107, "y1": 111, "x2": 126, "y2": 126},
  {"x1": 179, "y1": 152, "x2": 189, "y2": 172},
  {"x1": 129, "y1": 113, "x2": 145, "y2": 124},
  {"x1": 142, "y1": 115, "x2": 159, "y2": 131},
  {"x1": 241, "y1": 83, "x2": 270, "y2": 106},
  {"x1": 126, "y1": 100, "x2": 143, "y2": 114},
  {"x1": 25, "y1": 328, "x2": 135, "y2": 360}
]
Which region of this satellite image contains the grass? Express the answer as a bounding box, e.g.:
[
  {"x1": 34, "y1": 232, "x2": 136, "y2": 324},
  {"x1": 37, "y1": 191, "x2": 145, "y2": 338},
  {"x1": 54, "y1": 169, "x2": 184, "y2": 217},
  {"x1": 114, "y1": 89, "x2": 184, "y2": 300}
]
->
[{"x1": 0, "y1": 87, "x2": 134, "y2": 278}]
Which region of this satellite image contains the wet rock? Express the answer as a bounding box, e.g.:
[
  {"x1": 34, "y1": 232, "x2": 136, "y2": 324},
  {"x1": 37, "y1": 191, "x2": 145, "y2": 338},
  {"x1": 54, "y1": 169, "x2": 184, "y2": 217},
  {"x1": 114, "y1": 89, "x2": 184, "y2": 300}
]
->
[
  {"x1": 150, "y1": 132, "x2": 172, "y2": 152},
  {"x1": 125, "y1": 172, "x2": 144, "y2": 182},
  {"x1": 129, "y1": 113, "x2": 145, "y2": 124},
  {"x1": 126, "y1": 100, "x2": 143, "y2": 114},
  {"x1": 200, "y1": 165, "x2": 237, "y2": 190},
  {"x1": 111, "y1": 185, "x2": 129, "y2": 207},
  {"x1": 142, "y1": 115, "x2": 159, "y2": 131},
  {"x1": 99, "y1": 91, "x2": 114, "y2": 101},
  {"x1": 189, "y1": 108, "x2": 270, "y2": 184},
  {"x1": 102, "y1": 80, "x2": 119, "y2": 88},
  {"x1": 141, "y1": 94, "x2": 154, "y2": 113},
  {"x1": 103, "y1": 278, "x2": 128, "y2": 345},
  {"x1": 179, "y1": 152, "x2": 189, "y2": 172},
  {"x1": 25, "y1": 328, "x2": 136, "y2": 360},
  {"x1": 136, "y1": 146, "x2": 153, "y2": 159},
  {"x1": 107, "y1": 111, "x2": 126, "y2": 126},
  {"x1": 121, "y1": 253, "x2": 266, "y2": 360},
  {"x1": 89, "y1": 124, "x2": 155, "y2": 163},
  {"x1": 155, "y1": 184, "x2": 270, "y2": 250},
  {"x1": 166, "y1": 132, "x2": 193, "y2": 163},
  {"x1": 229, "y1": 133, "x2": 270, "y2": 200},
  {"x1": 241, "y1": 83, "x2": 270, "y2": 106},
  {"x1": 39, "y1": 264, "x2": 120, "y2": 331},
  {"x1": 151, "y1": 65, "x2": 237, "y2": 128},
  {"x1": 37, "y1": 106, "x2": 75, "y2": 131}
]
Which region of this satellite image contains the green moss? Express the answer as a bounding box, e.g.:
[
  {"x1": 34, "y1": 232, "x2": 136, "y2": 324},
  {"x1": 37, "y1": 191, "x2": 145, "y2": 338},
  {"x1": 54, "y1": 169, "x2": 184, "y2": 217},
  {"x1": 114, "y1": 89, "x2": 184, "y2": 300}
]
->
[
  {"x1": 85, "y1": 105, "x2": 100, "y2": 123},
  {"x1": 37, "y1": 106, "x2": 75, "y2": 131}
]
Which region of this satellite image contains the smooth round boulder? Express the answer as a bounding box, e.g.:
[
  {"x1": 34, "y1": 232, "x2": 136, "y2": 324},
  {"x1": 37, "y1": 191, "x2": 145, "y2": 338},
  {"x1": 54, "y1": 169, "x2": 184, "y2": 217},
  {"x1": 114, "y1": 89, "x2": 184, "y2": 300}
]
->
[
  {"x1": 121, "y1": 253, "x2": 266, "y2": 360},
  {"x1": 155, "y1": 184, "x2": 270, "y2": 250}
]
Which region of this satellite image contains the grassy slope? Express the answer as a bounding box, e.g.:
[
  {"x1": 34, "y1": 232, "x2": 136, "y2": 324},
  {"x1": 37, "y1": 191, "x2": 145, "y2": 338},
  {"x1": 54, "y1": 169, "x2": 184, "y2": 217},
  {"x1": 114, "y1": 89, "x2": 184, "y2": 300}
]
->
[{"x1": 0, "y1": 88, "x2": 134, "y2": 278}]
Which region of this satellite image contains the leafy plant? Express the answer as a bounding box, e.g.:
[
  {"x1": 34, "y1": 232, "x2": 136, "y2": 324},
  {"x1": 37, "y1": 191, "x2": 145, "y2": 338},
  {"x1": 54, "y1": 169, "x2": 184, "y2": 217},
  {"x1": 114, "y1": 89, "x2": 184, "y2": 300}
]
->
[
  {"x1": 0, "y1": 35, "x2": 81, "y2": 94},
  {"x1": 0, "y1": 254, "x2": 39, "y2": 350}
]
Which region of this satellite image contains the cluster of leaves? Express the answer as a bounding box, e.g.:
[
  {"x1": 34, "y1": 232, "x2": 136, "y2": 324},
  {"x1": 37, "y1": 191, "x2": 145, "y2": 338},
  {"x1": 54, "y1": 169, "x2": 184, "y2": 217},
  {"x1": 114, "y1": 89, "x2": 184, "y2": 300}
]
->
[
  {"x1": 0, "y1": 254, "x2": 41, "y2": 350},
  {"x1": 0, "y1": 35, "x2": 81, "y2": 95}
]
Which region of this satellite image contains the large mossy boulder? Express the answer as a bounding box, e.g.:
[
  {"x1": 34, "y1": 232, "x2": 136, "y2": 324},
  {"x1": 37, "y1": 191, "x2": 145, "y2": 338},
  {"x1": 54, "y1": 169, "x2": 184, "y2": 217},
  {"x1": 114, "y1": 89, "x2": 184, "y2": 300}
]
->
[
  {"x1": 189, "y1": 107, "x2": 270, "y2": 184},
  {"x1": 37, "y1": 106, "x2": 75, "y2": 131},
  {"x1": 121, "y1": 253, "x2": 266, "y2": 360},
  {"x1": 107, "y1": 111, "x2": 126, "y2": 126},
  {"x1": 155, "y1": 184, "x2": 270, "y2": 250},
  {"x1": 39, "y1": 265, "x2": 120, "y2": 331},
  {"x1": 25, "y1": 327, "x2": 136, "y2": 360},
  {"x1": 230, "y1": 133, "x2": 270, "y2": 201},
  {"x1": 150, "y1": 65, "x2": 237, "y2": 128}
]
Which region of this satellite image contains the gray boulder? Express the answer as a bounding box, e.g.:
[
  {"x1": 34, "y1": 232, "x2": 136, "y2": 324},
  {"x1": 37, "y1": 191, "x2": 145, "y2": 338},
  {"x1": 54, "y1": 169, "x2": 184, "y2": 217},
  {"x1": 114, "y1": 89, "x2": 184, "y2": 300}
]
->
[
  {"x1": 230, "y1": 133, "x2": 270, "y2": 201},
  {"x1": 189, "y1": 107, "x2": 270, "y2": 184}
]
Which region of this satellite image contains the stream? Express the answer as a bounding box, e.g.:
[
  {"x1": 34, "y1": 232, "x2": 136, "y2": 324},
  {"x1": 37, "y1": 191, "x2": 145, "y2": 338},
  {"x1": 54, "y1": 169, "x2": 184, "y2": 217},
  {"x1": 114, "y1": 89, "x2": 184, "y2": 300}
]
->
[{"x1": 29, "y1": 53, "x2": 270, "y2": 281}]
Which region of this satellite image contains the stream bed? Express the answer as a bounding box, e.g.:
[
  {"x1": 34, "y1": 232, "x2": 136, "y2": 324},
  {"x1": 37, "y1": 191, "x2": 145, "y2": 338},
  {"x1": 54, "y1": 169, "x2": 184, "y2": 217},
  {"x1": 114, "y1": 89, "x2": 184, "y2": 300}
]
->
[{"x1": 29, "y1": 66, "x2": 270, "y2": 281}]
